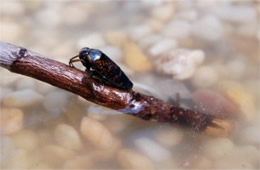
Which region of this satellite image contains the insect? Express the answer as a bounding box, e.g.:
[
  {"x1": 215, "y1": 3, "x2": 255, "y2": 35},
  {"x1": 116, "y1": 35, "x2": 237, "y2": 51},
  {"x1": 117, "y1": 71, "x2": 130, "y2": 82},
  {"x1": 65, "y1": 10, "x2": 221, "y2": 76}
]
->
[{"x1": 69, "y1": 47, "x2": 133, "y2": 90}]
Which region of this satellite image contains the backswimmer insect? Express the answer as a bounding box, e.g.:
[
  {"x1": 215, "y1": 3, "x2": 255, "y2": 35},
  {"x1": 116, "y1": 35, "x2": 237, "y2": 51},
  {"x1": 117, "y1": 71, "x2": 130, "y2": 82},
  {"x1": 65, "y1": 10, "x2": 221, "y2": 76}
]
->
[{"x1": 69, "y1": 47, "x2": 133, "y2": 90}]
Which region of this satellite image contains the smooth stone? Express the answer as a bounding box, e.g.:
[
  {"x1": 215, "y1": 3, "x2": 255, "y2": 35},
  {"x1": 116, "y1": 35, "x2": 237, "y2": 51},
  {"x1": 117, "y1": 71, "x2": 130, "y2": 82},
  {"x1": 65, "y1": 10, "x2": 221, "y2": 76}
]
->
[
  {"x1": 155, "y1": 127, "x2": 183, "y2": 147},
  {"x1": 35, "y1": 8, "x2": 62, "y2": 28},
  {"x1": 176, "y1": 10, "x2": 198, "y2": 21},
  {"x1": 5, "y1": 149, "x2": 30, "y2": 169},
  {"x1": 163, "y1": 20, "x2": 191, "y2": 39},
  {"x1": 192, "y1": 15, "x2": 223, "y2": 41},
  {"x1": 148, "y1": 38, "x2": 178, "y2": 57},
  {"x1": 35, "y1": 81, "x2": 56, "y2": 95},
  {"x1": 128, "y1": 24, "x2": 153, "y2": 41},
  {"x1": 61, "y1": 4, "x2": 89, "y2": 26},
  {"x1": 0, "y1": 69, "x2": 20, "y2": 87},
  {"x1": 80, "y1": 117, "x2": 114, "y2": 149},
  {"x1": 0, "y1": 1, "x2": 25, "y2": 17},
  {"x1": 203, "y1": 137, "x2": 234, "y2": 159},
  {"x1": 134, "y1": 137, "x2": 172, "y2": 162},
  {"x1": 99, "y1": 46, "x2": 123, "y2": 62},
  {"x1": 41, "y1": 145, "x2": 76, "y2": 165},
  {"x1": 54, "y1": 123, "x2": 83, "y2": 151},
  {"x1": 77, "y1": 33, "x2": 106, "y2": 49},
  {"x1": 117, "y1": 148, "x2": 154, "y2": 169},
  {"x1": 124, "y1": 42, "x2": 153, "y2": 72},
  {"x1": 104, "y1": 30, "x2": 128, "y2": 47},
  {"x1": 0, "y1": 88, "x2": 12, "y2": 102},
  {"x1": 213, "y1": 6, "x2": 257, "y2": 23},
  {"x1": 0, "y1": 108, "x2": 23, "y2": 135},
  {"x1": 43, "y1": 90, "x2": 70, "y2": 114},
  {"x1": 226, "y1": 59, "x2": 246, "y2": 79},
  {"x1": 192, "y1": 66, "x2": 219, "y2": 87},
  {"x1": 151, "y1": 4, "x2": 176, "y2": 21},
  {"x1": 193, "y1": 88, "x2": 239, "y2": 117},
  {"x1": 138, "y1": 34, "x2": 162, "y2": 49},
  {"x1": 86, "y1": 106, "x2": 109, "y2": 121},
  {"x1": 155, "y1": 49, "x2": 205, "y2": 80},
  {"x1": 225, "y1": 87, "x2": 256, "y2": 122},
  {"x1": 239, "y1": 125, "x2": 260, "y2": 146},
  {"x1": 11, "y1": 130, "x2": 38, "y2": 151},
  {"x1": 146, "y1": 19, "x2": 164, "y2": 32},
  {"x1": 15, "y1": 78, "x2": 36, "y2": 90},
  {"x1": 63, "y1": 156, "x2": 93, "y2": 169},
  {"x1": 0, "y1": 136, "x2": 15, "y2": 164},
  {"x1": 3, "y1": 89, "x2": 43, "y2": 108}
]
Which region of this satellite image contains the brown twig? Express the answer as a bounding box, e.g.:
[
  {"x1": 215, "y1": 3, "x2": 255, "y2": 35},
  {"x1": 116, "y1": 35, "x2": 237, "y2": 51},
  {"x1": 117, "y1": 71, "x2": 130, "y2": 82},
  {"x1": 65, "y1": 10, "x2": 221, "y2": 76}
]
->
[{"x1": 0, "y1": 41, "x2": 233, "y2": 134}]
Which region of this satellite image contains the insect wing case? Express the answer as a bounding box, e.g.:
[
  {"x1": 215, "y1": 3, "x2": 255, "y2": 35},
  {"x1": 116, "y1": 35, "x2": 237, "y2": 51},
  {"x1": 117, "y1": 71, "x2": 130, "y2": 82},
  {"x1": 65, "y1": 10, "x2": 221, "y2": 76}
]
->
[{"x1": 92, "y1": 52, "x2": 133, "y2": 90}]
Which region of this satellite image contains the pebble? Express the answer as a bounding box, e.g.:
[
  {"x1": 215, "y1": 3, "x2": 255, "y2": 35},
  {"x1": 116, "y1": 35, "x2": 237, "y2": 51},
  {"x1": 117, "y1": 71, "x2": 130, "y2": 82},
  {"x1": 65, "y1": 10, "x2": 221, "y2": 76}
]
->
[
  {"x1": 61, "y1": 4, "x2": 89, "y2": 26},
  {"x1": 146, "y1": 19, "x2": 164, "y2": 32},
  {"x1": 0, "y1": 136, "x2": 15, "y2": 164},
  {"x1": 0, "y1": 1, "x2": 25, "y2": 17},
  {"x1": 213, "y1": 6, "x2": 257, "y2": 23},
  {"x1": 192, "y1": 88, "x2": 239, "y2": 117},
  {"x1": 11, "y1": 130, "x2": 38, "y2": 151},
  {"x1": 5, "y1": 149, "x2": 30, "y2": 169},
  {"x1": 104, "y1": 30, "x2": 128, "y2": 47},
  {"x1": 0, "y1": 88, "x2": 12, "y2": 102},
  {"x1": 151, "y1": 4, "x2": 175, "y2": 22},
  {"x1": 148, "y1": 38, "x2": 178, "y2": 57},
  {"x1": 213, "y1": 145, "x2": 258, "y2": 169},
  {"x1": 134, "y1": 137, "x2": 172, "y2": 162},
  {"x1": 35, "y1": 81, "x2": 56, "y2": 95},
  {"x1": 192, "y1": 15, "x2": 223, "y2": 41},
  {"x1": 43, "y1": 90, "x2": 70, "y2": 114},
  {"x1": 225, "y1": 87, "x2": 256, "y2": 122},
  {"x1": 155, "y1": 49, "x2": 205, "y2": 80},
  {"x1": 226, "y1": 59, "x2": 246, "y2": 79},
  {"x1": 124, "y1": 42, "x2": 153, "y2": 72},
  {"x1": 3, "y1": 89, "x2": 43, "y2": 108},
  {"x1": 117, "y1": 148, "x2": 154, "y2": 169},
  {"x1": 15, "y1": 78, "x2": 36, "y2": 90},
  {"x1": 54, "y1": 123, "x2": 83, "y2": 151},
  {"x1": 187, "y1": 155, "x2": 213, "y2": 169},
  {"x1": 176, "y1": 10, "x2": 198, "y2": 21},
  {"x1": 80, "y1": 117, "x2": 114, "y2": 149},
  {"x1": 155, "y1": 127, "x2": 183, "y2": 147},
  {"x1": 192, "y1": 66, "x2": 219, "y2": 87},
  {"x1": 0, "y1": 69, "x2": 20, "y2": 87},
  {"x1": 35, "y1": 7, "x2": 62, "y2": 29},
  {"x1": 77, "y1": 33, "x2": 106, "y2": 49},
  {"x1": 138, "y1": 34, "x2": 162, "y2": 49},
  {"x1": 163, "y1": 20, "x2": 191, "y2": 39},
  {"x1": 99, "y1": 46, "x2": 123, "y2": 62},
  {"x1": 42, "y1": 145, "x2": 76, "y2": 165},
  {"x1": 128, "y1": 24, "x2": 153, "y2": 41},
  {"x1": 86, "y1": 106, "x2": 109, "y2": 121},
  {"x1": 37, "y1": 130, "x2": 52, "y2": 146},
  {"x1": 203, "y1": 137, "x2": 234, "y2": 159},
  {"x1": 238, "y1": 125, "x2": 260, "y2": 146},
  {"x1": 63, "y1": 155, "x2": 93, "y2": 169},
  {"x1": 0, "y1": 108, "x2": 23, "y2": 135}
]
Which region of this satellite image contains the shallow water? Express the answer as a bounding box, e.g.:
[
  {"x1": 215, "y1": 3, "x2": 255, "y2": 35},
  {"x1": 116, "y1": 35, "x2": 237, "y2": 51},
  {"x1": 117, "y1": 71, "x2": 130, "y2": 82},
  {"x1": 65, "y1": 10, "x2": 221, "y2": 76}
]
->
[{"x1": 1, "y1": 0, "x2": 260, "y2": 169}]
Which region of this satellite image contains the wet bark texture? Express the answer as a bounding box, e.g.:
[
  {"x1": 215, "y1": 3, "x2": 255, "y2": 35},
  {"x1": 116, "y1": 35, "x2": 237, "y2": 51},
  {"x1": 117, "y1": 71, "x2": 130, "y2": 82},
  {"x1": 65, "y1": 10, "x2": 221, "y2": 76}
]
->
[{"x1": 0, "y1": 41, "x2": 233, "y2": 135}]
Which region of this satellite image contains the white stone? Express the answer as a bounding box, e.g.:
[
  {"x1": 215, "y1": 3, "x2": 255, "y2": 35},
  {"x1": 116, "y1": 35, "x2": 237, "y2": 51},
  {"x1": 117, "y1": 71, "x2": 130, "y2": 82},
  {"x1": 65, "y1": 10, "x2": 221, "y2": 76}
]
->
[
  {"x1": 3, "y1": 89, "x2": 43, "y2": 108},
  {"x1": 11, "y1": 130, "x2": 38, "y2": 151},
  {"x1": 155, "y1": 49, "x2": 205, "y2": 80},
  {"x1": 0, "y1": 136, "x2": 15, "y2": 164},
  {"x1": 0, "y1": 1, "x2": 25, "y2": 17},
  {"x1": 43, "y1": 90, "x2": 70, "y2": 114},
  {"x1": 15, "y1": 78, "x2": 36, "y2": 90},
  {"x1": 35, "y1": 8, "x2": 62, "y2": 29},
  {"x1": 192, "y1": 15, "x2": 223, "y2": 41},
  {"x1": 239, "y1": 125, "x2": 260, "y2": 146},
  {"x1": 129, "y1": 24, "x2": 153, "y2": 41},
  {"x1": 77, "y1": 33, "x2": 106, "y2": 49},
  {"x1": 0, "y1": 88, "x2": 12, "y2": 102},
  {"x1": 213, "y1": 6, "x2": 257, "y2": 23},
  {"x1": 54, "y1": 123, "x2": 83, "y2": 151},
  {"x1": 163, "y1": 20, "x2": 191, "y2": 39},
  {"x1": 138, "y1": 34, "x2": 162, "y2": 49},
  {"x1": 151, "y1": 4, "x2": 175, "y2": 21},
  {"x1": 148, "y1": 38, "x2": 178, "y2": 57},
  {"x1": 61, "y1": 4, "x2": 89, "y2": 26},
  {"x1": 176, "y1": 10, "x2": 198, "y2": 21},
  {"x1": 192, "y1": 66, "x2": 219, "y2": 87},
  {"x1": 203, "y1": 138, "x2": 234, "y2": 159},
  {"x1": 134, "y1": 137, "x2": 172, "y2": 162}
]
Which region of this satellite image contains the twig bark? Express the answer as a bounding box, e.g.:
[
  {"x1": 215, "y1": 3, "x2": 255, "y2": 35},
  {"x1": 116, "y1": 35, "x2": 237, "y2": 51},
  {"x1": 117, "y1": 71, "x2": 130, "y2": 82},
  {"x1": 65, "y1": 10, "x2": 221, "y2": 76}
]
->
[{"x1": 0, "y1": 41, "x2": 233, "y2": 134}]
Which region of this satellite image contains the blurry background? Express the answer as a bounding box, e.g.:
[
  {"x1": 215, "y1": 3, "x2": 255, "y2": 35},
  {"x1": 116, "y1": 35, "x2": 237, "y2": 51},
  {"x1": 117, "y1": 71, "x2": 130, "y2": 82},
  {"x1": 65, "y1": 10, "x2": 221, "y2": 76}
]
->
[{"x1": 0, "y1": 0, "x2": 259, "y2": 169}]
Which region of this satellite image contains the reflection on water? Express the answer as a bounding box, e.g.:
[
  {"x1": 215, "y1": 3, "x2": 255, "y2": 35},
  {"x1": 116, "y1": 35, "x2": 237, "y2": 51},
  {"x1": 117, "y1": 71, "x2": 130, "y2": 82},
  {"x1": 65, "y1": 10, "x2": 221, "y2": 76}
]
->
[{"x1": 0, "y1": 0, "x2": 259, "y2": 169}]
